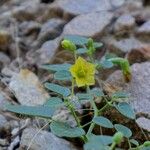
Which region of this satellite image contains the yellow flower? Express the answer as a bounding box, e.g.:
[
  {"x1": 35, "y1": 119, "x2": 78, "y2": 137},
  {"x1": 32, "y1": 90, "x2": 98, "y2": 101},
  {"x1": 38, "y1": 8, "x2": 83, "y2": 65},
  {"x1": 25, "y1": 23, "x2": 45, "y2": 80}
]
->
[{"x1": 69, "y1": 57, "x2": 95, "y2": 87}]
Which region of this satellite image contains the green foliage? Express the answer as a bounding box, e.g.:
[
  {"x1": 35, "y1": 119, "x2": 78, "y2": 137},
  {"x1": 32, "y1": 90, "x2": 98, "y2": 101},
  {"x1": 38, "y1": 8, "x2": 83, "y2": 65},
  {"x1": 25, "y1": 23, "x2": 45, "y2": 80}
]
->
[
  {"x1": 93, "y1": 116, "x2": 113, "y2": 128},
  {"x1": 41, "y1": 63, "x2": 71, "y2": 72},
  {"x1": 5, "y1": 104, "x2": 54, "y2": 119},
  {"x1": 114, "y1": 124, "x2": 132, "y2": 138},
  {"x1": 114, "y1": 102, "x2": 135, "y2": 119},
  {"x1": 45, "y1": 83, "x2": 71, "y2": 97},
  {"x1": 5, "y1": 36, "x2": 147, "y2": 150},
  {"x1": 50, "y1": 121, "x2": 85, "y2": 137}
]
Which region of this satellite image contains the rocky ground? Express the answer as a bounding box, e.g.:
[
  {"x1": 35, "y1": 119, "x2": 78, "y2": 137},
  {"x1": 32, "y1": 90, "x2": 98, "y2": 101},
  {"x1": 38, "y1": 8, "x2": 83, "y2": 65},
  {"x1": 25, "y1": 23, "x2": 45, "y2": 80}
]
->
[{"x1": 0, "y1": 0, "x2": 150, "y2": 149}]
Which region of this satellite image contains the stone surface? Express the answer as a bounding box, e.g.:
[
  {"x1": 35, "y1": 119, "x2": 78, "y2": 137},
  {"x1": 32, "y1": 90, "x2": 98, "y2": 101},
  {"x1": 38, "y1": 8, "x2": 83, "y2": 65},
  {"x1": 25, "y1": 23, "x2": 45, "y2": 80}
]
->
[
  {"x1": 0, "y1": 115, "x2": 7, "y2": 129},
  {"x1": 136, "y1": 20, "x2": 150, "y2": 41},
  {"x1": 136, "y1": 117, "x2": 150, "y2": 132},
  {"x1": 0, "y1": 52, "x2": 10, "y2": 70},
  {"x1": 114, "y1": 14, "x2": 135, "y2": 32},
  {"x1": 48, "y1": 0, "x2": 112, "y2": 20},
  {"x1": 27, "y1": 37, "x2": 60, "y2": 66},
  {"x1": 0, "y1": 30, "x2": 11, "y2": 51},
  {"x1": 0, "y1": 92, "x2": 10, "y2": 111},
  {"x1": 20, "y1": 128, "x2": 78, "y2": 150},
  {"x1": 106, "y1": 62, "x2": 150, "y2": 115},
  {"x1": 9, "y1": 69, "x2": 49, "y2": 106},
  {"x1": 108, "y1": 37, "x2": 145, "y2": 56},
  {"x1": 62, "y1": 12, "x2": 113, "y2": 38},
  {"x1": 36, "y1": 18, "x2": 65, "y2": 47},
  {"x1": 111, "y1": 0, "x2": 125, "y2": 8},
  {"x1": 19, "y1": 21, "x2": 41, "y2": 35}
]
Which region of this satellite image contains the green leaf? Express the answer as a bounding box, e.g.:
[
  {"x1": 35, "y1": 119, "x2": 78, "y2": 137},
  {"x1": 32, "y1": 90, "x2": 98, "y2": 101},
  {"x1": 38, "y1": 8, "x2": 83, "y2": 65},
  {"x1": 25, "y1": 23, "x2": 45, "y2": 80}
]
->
[
  {"x1": 76, "y1": 93, "x2": 93, "y2": 101},
  {"x1": 64, "y1": 35, "x2": 88, "y2": 46},
  {"x1": 112, "y1": 91, "x2": 129, "y2": 98},
  {"x1": 84, "y1": 135, "x2": 112, "y2": 150},
  {"x1": 90, "y1": 88, "x2": 104, "y2": 97},
  {"x1": 105, "y1": 53, "x2": 117, "y2": 59},
  {"x1": 93, "y1": 116, "x2": 113, "y2": 128},
  {"x1": 84, "y1": 142, "x2": 108, "y2": 150},
  {"x1": 44, "y1": 97, "x2": 64, "y2": 107},
  {"x1": 129, "y1": 139, "x2": 139, "y2": 146},
  {"x1": 45, "y1": 83, "x2": 71, "y2": 97},
  {"x1": 5, "y1": 105, "x2": 54, "y2": 119},
  {"x1": 114, "y1": 124, "x2": 132, "y2": 138},
  {"x1": 50, "y1": 121, "x2": 85, "y2": 137},
  {"x1": 100, "y1": 59, "x2": 114, "y2": 69},
  {"x1": 76, "y1": 48, "x2": 87, "y2": 54},
  {"x1": 114, "y1": 102, "x2": 135, "y2": 119},
  {"x1": 93, "y1": 42, "x2": 103, "y2": 48},
  {"x1": 40, "y1": 63, "x2": 71, "y2": 72},
  {"x1": 54, "y1": 70, "x2": 72, "y2": 81}
]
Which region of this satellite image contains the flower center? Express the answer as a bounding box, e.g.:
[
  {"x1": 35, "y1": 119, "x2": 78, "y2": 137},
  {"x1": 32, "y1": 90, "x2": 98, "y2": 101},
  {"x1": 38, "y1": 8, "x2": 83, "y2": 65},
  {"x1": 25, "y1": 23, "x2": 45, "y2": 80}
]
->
[{"x1": 77, "y1": 69, "x2": 86, "y2": 78}]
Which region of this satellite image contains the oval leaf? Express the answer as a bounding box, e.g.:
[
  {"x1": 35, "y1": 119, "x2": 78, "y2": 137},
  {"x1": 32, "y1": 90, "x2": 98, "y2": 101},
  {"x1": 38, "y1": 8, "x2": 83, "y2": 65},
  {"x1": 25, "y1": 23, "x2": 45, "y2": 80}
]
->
[
  {"x1": 50, "y1": 121, "x2": 85, "y2": 137},
  {"x1": 44, "y1": 97, "x2": 64, "y2": 107},
  {"x1": 93, "y1": 116, "x2": 113, "y2": 128},
  {"x1": 112, "y1": 91, "x2": 129, "y2": 98},
  {"x1": 76, "y1": 48, "x2": 87, "y2": 54},
  {"x1": 64, "y1": 35, "x2": 88, "y2": 45},
  {"x1": 115, "y1": 102, "x2": 135, "y2": 119},
  {"x1": 5, "y1": 105, "x2": 54, "y2": 118},
  {"x1": 41, "y1": 63, "x2": 71, "y2": 72},
  {"x1": 54, "y1": 70, "x2": 72, "y2": 81},
  {"x1": 45, "y1": 83, "x2": 71, "y2": 97},
  {"x1": 90, "y1": 88, "x2": 104, "y2": 97},
  {"x1": 114, "y1": 124, "x2": 132, "y2": 138},
  {"x1": 76, "y1": 93, "x2": 93, "y2": 101},
  {"x1": 130, "y1": 139, "x2": 139, "y2": 146}
]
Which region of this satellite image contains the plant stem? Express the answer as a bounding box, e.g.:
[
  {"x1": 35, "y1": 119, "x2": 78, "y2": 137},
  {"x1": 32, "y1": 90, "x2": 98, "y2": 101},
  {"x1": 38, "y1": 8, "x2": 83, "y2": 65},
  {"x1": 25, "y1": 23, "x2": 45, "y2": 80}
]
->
[
  {"x1": 110, "y1": 142, "x2": 116, "y2": 150},
  {"x1": 71, "y1": 78, "x2": 75, "y2": 96},
  {"x1": 128, "y1": 138, "x2": 132, "y2": 149},
  {"x1": 86, "y1": 86, "x2": 98, "y2": 138}
]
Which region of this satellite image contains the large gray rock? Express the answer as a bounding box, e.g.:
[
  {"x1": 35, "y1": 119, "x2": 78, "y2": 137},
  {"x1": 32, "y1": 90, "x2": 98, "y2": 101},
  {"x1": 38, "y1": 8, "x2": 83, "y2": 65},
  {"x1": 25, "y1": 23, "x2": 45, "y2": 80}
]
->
[
  {"x1": 106, "y1": 62, "x2": 150, "y2": 115},
  {"x1": 62, "y1": 12, "x2": 113, "y2": 38},
  {"x1": 9, "y1": 69, "x2": 49, "y2": 106},
  {"x1": 108, "y1": 37, "x2": 146, "y2": 56},
  {"x1": 47, "y1": 0, "x2": 112, "y2": 20},
  {"x1": 0, "y1": 52, "x2": 10, "y2": 70},
  {"x1": 20, "y1": 128, "x2": 78, "y2": 150},
  {"x1": 36, "y1": 18, "x2": 65, "y2": 47},
  {"x1": 136, "y1": 20, "x2": 150, "y2": 41},
  {"x1": 136, "y1": 117, "x2": 150, "y2": 132},
  {"x1": 27, "y1": 37, "x2": 60, "y2": 66},
  {"x1": 0, "y1": 92, "x2": 10, "y2": 111},
  {"x1": 0, "y1": 115, "x2": 7, "y2": 129},
  {"x1": 114, "y1": 14, "x2": 135, "y2": 33}
]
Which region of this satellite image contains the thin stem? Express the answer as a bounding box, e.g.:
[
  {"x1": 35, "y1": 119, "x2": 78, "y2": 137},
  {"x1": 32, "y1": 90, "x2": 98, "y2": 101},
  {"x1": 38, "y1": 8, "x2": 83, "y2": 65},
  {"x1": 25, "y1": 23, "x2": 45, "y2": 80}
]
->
[
  {"x1": 74, "y1": 51, "x2": 77, "y2": 61},
  {"x1": 82, "y1": 121, "x2": 93, "y2": 128},
  {"x1": 86, "y1": 86, "x2": 98, "y2": 138},
  {"x1": 110, "y1": 142, "x2": 116, "y2": 150},
  {"x1": 71, "y1": 78, "x2": 75, "y2": 96},
  {"x1": 128, "y1": 138, "x2": 132, "y2": 149}
]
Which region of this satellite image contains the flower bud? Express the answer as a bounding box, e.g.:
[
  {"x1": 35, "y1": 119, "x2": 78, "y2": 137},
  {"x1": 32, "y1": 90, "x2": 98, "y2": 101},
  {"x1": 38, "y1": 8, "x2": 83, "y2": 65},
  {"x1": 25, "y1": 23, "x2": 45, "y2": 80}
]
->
[
  {"x1": 143, "y1": 141, "x2": 150, "y2": 147},
  {"x1": 113, "y1": 132, "x2": 123, "y2": 144},
  {"x1": 61, "y1": 40, "x2": 76, "y2": 52}
]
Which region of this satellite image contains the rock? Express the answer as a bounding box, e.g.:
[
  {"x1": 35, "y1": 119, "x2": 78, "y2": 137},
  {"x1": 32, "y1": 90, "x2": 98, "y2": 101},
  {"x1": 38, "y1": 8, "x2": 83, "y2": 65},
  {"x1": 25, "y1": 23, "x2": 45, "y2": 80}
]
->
[
  {"x1": 114, "y1": 14, "x2": 135, "y2": 33},
  {"x1": 0, "y1": 30, "x2": 11, "y2": 51},
  {"x1": 126, "y1": 45, "x2": 150, "y2": 64},
  {"x1": 111, "y1": 0, "x2": 125, "y2": 8},
  {"x1": 106, "y1": 62, "x2": 150, "y2": 115},
  {"x1": 0, "y1": 52, "x2": 10, "y2": 70},
  {"x1": 0, "y1": 92, "x2": 10, "y2": 111},
  {"x1": 108, "y1": 37, "x2": 145, "y2": 56},
  {"x1": 136, "y1": 117, "x2": 150, "y2": 132},
  {"x1": 27, "y1": 37, "x2": 60, "y2": 66},
  {"x1": 19, "y1": 21, "x2": 41, "y2": 35},
  {"x1": 0, "y1": 115, "x2": 7, "y2": 129},
  {"x1": 20, "y1": 128, "x2": 78, "y2": 150},
  {"x1": 136, "y1": 20, "x2": 150, "y2": 41},
  {"x1": 46, "y1": 0, "x2": 112, "y2": 20},
  {"x1": 36, "y1": 18, "x2": 65, "y2": 47},
  {"x1": 12, "y1": 3, "x2": 46, "y2": 21},
  {"x1": 9, "y1": 69, "x2": 49, "y2": 106},
  {"x1": 62, "y1": 12, "x2": 113, "y2": 38}
]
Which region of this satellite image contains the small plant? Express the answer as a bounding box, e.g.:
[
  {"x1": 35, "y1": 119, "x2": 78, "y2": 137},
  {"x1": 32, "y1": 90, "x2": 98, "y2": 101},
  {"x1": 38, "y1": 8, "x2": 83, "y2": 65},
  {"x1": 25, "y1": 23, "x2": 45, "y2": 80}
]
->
[{"x1": 6, "y1": 35, "x2": 150, "y2": 150}]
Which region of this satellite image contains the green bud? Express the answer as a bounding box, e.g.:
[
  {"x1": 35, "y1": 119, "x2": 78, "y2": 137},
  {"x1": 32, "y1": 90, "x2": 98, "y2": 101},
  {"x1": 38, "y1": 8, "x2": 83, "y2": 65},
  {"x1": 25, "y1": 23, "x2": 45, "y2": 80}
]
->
[
  {"x1": 143, "y1": 141, "x2": 150, "y2": 147},
  {"x1": 113, "y1": 132, "x2": 123, "y2": 144},
  {"x1": 61, "y1": 40, "x2": 76, "y2": 52}
]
